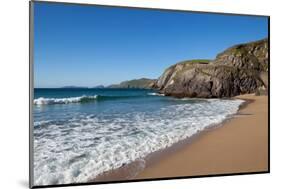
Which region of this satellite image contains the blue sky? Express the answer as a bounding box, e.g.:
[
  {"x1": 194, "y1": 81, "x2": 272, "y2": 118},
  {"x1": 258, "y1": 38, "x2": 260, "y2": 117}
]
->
[{"x1": 34, "y1": 2, "x2": 268, "y2": 88}]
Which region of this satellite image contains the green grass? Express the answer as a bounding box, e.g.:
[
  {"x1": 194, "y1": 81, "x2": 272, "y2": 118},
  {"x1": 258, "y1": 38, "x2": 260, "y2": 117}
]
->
[{"x1": 177, "y1": 59, "x2": 211, "y2": 65}]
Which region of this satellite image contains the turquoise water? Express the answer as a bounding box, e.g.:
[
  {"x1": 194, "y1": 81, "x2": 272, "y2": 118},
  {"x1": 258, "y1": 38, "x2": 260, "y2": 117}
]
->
[
  {"x1": 33, "y1": 88, "x2": 244, "y2": 185},
  {"x1": 34, "y1": 88, "x2": 180, "y2": 124}
]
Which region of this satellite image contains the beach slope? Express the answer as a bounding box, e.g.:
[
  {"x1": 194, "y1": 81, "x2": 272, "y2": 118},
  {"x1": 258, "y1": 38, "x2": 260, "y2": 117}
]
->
[{"x1": 137, "y1": 94, "x2": 268, "y2": 179}]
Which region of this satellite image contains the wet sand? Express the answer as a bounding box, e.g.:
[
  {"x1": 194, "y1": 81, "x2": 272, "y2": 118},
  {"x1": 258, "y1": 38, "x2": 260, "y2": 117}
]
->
[{"x1": 136, "y1": 94, "x2": 269, "y2": 179}]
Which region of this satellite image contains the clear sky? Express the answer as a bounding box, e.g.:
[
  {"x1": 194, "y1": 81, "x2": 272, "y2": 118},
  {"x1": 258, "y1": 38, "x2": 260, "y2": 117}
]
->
[{"x1": 34, "y1": 2, "x2": 268, "y2": 88}]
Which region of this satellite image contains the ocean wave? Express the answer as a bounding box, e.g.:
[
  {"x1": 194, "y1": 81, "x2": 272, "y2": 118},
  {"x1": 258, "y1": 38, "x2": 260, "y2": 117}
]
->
[
  {"x1": 147, "y1": 92, "x2": 165, "y2": 96},
  {"x1": 34, "y1": 93, "x2": 163, "y2": 105},
  {"x1": 33, "y1": 95, "x2": 98, "y2": 105}
]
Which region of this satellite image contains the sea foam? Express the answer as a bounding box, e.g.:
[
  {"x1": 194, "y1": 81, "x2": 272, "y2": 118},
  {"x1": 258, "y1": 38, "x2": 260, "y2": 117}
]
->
[
  {"x1": 33, "y1": 98, "x2": 244, "y2": 185},
  {"x1": 34, "y1": 95, "x2": 98, "y2": 105},
  {"x1": 147, "y1": 92, "x2": 165, "y2": 96}
]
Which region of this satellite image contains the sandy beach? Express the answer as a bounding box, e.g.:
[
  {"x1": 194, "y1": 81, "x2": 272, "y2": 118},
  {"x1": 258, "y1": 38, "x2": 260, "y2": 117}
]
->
[{"x1": 136, "y1": 94, "x2": 269, "y2": 179}]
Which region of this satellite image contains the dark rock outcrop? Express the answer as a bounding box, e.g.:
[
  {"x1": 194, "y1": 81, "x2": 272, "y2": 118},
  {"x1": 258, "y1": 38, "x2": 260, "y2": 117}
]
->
[{"x1": 157, "y1": 39, "x2": 268, "y2": 98}]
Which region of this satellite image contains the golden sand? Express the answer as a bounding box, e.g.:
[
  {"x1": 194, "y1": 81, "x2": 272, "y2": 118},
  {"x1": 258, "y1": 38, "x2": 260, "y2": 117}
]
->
[{"x1": 136, "y1": 94, "x2": 268, "y2": 179}]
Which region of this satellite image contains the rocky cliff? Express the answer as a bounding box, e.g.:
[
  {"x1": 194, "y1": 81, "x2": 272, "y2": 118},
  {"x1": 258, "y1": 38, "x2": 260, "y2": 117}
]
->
[
  {"x1": 108, "y1": 78, "x2": 157, "y2": 89},
  {"x1": 157, "y1": 38, "x2": 268, "y2": 98}
]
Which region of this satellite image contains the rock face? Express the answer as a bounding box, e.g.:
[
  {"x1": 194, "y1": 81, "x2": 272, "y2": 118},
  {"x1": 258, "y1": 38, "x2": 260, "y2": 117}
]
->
[
  {"x1": 157, "y1": 39, "x2": 268, "y2": 98},
  {"x1": 108, "y1": 78, "x2": 157, "y2": 89}
]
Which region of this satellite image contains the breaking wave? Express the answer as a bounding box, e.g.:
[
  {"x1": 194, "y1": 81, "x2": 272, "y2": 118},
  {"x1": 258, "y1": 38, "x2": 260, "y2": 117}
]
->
[
  {"x1": 147, "y1": 92, "x2": 165, "y2": 96},
  {"x1": 33, "y1": 94, "x2": 155, "y2": 105},
  {"x1": 33, "y1": 95, "x2": 98, "y2": 105}
]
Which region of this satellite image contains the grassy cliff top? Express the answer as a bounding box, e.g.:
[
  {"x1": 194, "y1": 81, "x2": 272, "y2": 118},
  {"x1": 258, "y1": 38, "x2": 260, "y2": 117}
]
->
[
  {"x1": 165, "y1": 59, "x2": 211, "y2": 72},
  {"x1": 108, "y1": 78, "x2": 156, "y2": 89},
  {"x1": 176, "y1": 59, "x2": 211, "y2": 65},
  {"x1": 216, "y1": 38, "x2": 268, "y2": 57}
]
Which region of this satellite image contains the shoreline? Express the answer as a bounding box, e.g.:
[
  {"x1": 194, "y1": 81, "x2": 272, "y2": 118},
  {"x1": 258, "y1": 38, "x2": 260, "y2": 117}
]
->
[
  {"x1": 93, "y1": 94, "x2": 268, "y2": 182},
  {"x1": 135, "y1": 94, "x2": 268, "y2": 179}
]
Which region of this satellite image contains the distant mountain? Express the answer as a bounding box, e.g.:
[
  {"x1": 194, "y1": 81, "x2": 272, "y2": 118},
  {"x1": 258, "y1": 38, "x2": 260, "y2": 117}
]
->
[
  {"x1": 108, "y1": 78, "x2": 157, "y2": 89},
  {"x1": 92, "y1": 85, "x2": 105, "y2": 89},
  {"x1": 60, "y1": 86, "x2": 88, "y2": 89}
]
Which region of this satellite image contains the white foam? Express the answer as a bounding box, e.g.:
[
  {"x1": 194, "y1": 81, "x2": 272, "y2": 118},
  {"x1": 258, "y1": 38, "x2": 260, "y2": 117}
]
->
[
  {"x1": 147, "y1": 92, "x2": 165, "y2": 96},
  {"x1": 33, "y1": 99, "x2": 244, "y2": 185},
  {"x1": 34, "y1": 95, "x2": 98, "y2": 105}
]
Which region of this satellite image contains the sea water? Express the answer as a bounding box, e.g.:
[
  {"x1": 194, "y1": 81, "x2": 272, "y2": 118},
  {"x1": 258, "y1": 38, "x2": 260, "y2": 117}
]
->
[{"x1": 33, "y1": 88, "x2": 244, "y2": 185}]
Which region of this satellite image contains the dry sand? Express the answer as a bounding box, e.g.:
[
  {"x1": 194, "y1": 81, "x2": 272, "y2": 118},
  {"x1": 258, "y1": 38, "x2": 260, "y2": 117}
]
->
[{"x1": 136, "y1": 94, "x2": 269, "y2": 179}]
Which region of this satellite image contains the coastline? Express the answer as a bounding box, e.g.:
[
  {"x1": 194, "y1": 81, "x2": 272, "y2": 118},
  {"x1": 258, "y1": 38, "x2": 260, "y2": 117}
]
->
[
  {"x1": 135, "y1": 94, "x2": 268, "y2": 179},
  {"x1": 93, "y1": 93, "x2": 268, "y2": 182}
]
